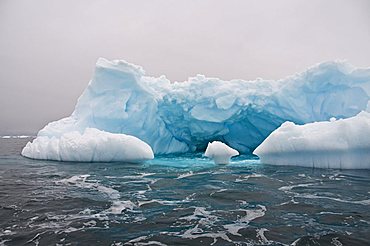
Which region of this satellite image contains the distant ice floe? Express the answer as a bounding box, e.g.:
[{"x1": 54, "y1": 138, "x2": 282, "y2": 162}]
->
[
  {"x1": 254, "y1": 111, "x2": 370, "y2": 169},
  {"x1": 1, "y1": 135, "x2": 32, "y2": 139},
  {"x1": 27, "y1": 58, "x2": 370, "y2": 157},
  {"x1": 22, "y1": 128, "x2": 153, "y2": 162},
  {"x1": 204, "y1": 141, "x2": 239, "y2": 164}
]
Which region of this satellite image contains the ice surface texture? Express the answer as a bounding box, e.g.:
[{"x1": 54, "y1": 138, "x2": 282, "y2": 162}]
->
[
  {"x1": 22, "y1": 128, "x2": 154, "y2": 162},
  {"x1": 32, "y1": 58, "x2": 370, "y2": 155},
  {"x1": 254, "y1": 112, "x2": 370, "y2": 169},
  {"x1": 205, "y1": 141, "x2": 239, "y2": 164}
]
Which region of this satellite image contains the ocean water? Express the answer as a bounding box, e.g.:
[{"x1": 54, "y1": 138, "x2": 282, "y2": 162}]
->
[{"x1": 1, "y1": 138, "x2": 370, "y2": 246}]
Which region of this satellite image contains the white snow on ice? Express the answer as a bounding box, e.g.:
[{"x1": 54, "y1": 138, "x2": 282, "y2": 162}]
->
[
  {"x1": 204, "y1": 141, "x2": 239, "y2": 164},
  {"x1": 254, "y1": 111, "x2": 370, "y2": 169},
  {"x1": 22, "y1": 128, "x2": 153, "y2": 162}
]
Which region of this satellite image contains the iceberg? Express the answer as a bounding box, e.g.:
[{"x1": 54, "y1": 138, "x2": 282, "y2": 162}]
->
[
  {"x1": 253, "y1": 111, "x2": 370, "y2": 169},
  {"x1": 205, "y1": 141, "x2": 239, "y2": 164},
  {"x1": 25, "y1": 58, "x2": 370, "y2": 158},
  {"x1": 22, "y1": 128, "x2": 154, "y2": 162}
]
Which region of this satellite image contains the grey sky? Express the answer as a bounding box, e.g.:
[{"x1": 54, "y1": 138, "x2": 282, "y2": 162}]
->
[{"x1": 0, "y1": 0, "x2": 370, "y2": 134}]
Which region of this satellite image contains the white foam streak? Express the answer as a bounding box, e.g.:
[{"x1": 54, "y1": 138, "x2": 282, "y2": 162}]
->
[
  {"x1": 106, "y1": 201, "x2": 136, "y2": 214},
  {"x1": 57, "y1": 175, "x2": 120, "y2": 200}
]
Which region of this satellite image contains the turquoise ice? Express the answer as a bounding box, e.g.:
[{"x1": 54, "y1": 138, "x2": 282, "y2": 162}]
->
[{"x1": 35, "y1": 58, "x2": 370, "y2": 155}]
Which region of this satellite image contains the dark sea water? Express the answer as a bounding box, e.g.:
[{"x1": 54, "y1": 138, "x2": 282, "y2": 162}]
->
[{"x1": 1, "y1": 138, "x2": 370, "y2": 246}]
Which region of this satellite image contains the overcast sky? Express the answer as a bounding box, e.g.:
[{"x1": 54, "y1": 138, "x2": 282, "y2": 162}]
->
[{"x1": 0, "y1": 0, "x2": 370, "y2": 134}]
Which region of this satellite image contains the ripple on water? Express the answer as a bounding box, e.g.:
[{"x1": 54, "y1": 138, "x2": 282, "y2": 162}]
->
[{"x1": 0, "y1": 147, "x2": 370, "y2": 245}]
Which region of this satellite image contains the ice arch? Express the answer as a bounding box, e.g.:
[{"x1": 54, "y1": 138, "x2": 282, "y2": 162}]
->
[{"x1": 34, "y1": 58, "x2": 370, "y2": 154}]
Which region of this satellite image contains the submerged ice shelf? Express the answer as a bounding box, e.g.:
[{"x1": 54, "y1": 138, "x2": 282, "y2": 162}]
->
[{"x1": 22, "y1": 58, "x2": 370, "y2": 164}]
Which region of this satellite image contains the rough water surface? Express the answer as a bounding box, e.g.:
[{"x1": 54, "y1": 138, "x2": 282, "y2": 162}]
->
[{"x1": 1, "y1": 138, "x2": 370, "y2": 245}]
